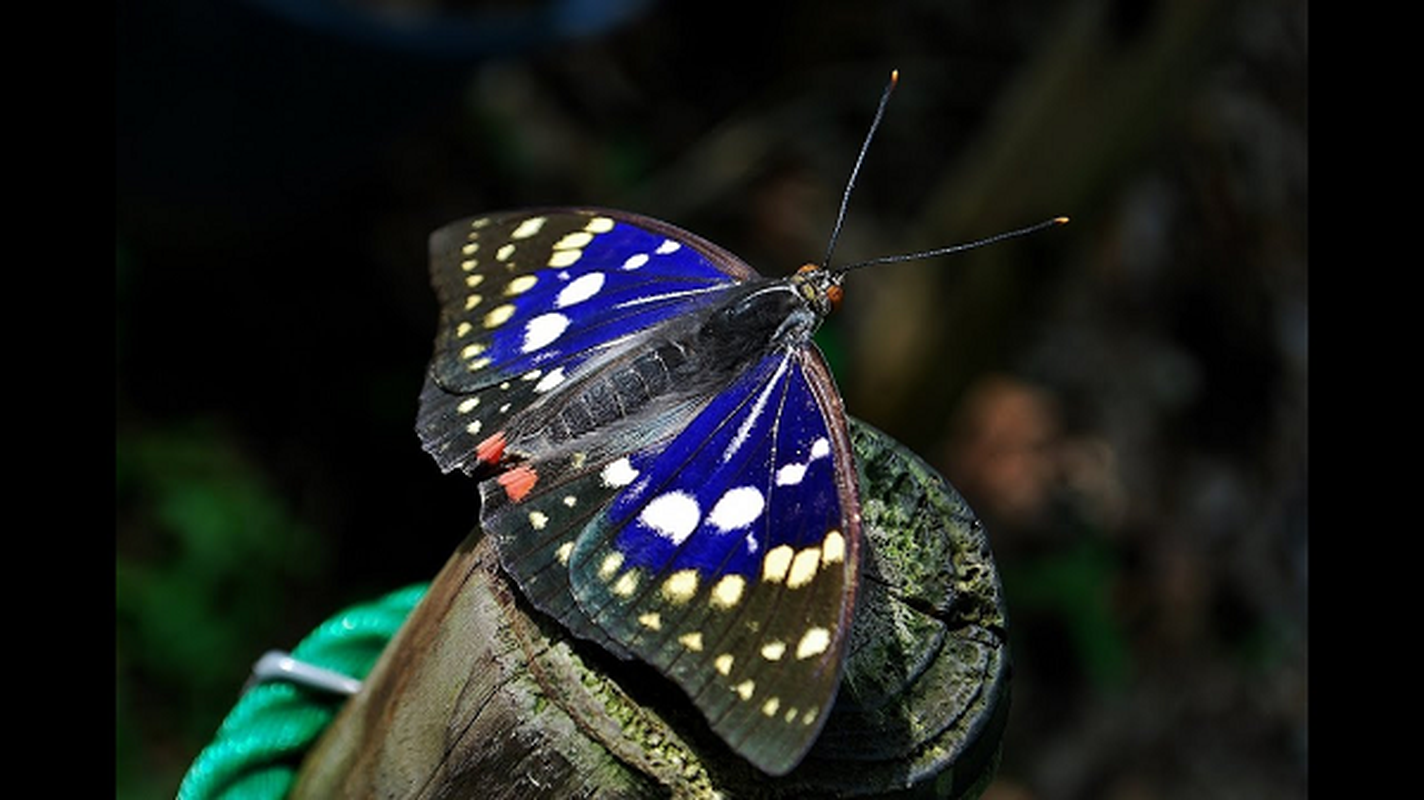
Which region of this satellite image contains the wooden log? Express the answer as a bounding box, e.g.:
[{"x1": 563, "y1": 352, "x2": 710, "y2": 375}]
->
[{"x1": 292, "y1": 418, "x2": 1008, "y2": 798}]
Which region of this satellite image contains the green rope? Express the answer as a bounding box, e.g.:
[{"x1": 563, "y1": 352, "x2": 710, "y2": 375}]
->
[{"x1": 177, "y1": 584, "x2": 429, "y2": 800}]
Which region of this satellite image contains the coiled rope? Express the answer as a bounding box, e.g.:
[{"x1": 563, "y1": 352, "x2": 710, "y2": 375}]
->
[{"x1": 176, "y1": 584, "x2": 428, "y2": 799}]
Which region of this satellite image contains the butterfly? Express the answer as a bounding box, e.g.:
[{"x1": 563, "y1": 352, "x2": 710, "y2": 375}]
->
[
  {"x1": 413, "y1": 70, "x2": 1064, "y2": 776},
  {"x1": 416, "y1": 207, "x2": 861, "y2": 776}
]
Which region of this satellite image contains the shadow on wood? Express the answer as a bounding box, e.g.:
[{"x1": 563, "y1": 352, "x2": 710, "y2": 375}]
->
[{"x1": 292, "y1": 418, "x2": 1008, "y2": 798}]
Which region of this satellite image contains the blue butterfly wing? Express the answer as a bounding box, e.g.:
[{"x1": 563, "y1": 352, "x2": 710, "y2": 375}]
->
[
  {"x1": 566, "y1": 347, "x2": 861, "y2": 775},
  {"x1": 419, "y1": 209, "x2": 751, "y2": 475},
  {"x1": 419, "y1": 209, "x2": 860, "y2": 775}
]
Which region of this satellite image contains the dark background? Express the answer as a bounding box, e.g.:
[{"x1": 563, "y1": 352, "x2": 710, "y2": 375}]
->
[{"x1": 116, "y1": 1, "x2": 1306, "y2": 797}]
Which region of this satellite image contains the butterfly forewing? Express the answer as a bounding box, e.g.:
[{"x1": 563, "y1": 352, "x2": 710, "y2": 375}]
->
[
  {"x1": 419, "y1": 209, "x2": 746, "y2": 475},
  {"x1": 419, "y1": 208, "x2": 862, "y2": 776}
]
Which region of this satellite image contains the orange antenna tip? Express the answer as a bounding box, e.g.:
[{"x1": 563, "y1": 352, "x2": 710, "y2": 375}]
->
[
  {"x1": 1054, "y1": 216, "x2": 1070, "y2": 225},
  {"x1": 890, "y1": 69, "x2": 900, "y2": 83}
]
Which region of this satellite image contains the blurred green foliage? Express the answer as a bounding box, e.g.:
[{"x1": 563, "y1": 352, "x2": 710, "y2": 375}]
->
[
  {"x1": 1006, "y1": 540, "x2": 1131, "y2": 693},
  {"x1": 116, "y1": 423, "x2": 325, "y2": 798}
]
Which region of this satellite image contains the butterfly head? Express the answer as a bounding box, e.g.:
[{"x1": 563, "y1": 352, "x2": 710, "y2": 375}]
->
[{"x1": 793, "y1": 263, "x2": 845, "y2": 315}]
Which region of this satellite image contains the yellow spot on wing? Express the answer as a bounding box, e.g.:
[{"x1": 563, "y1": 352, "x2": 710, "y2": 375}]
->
[
  {"x1": 585, "y1": 216, "x2": 615, "y2": 233},
  {"x1": 484, "y1": 304, "x2": 515, "y2": 328},
  {"x1": 497, "y1": 244, "x2": 515, "y2": 261},
  {"x1": 464, "y1": 294, "x2": 483, "y2": 310},
  {"x1": 506, "y1": 275, "x2": 537, "y2": 295},
  {"x1": 787, "y1": 547, "x2": 821, "y2": 589},
  {"x1": 456, "y1": 321, "x2": 473, "y2": 338},
  {"x1": 714, "y1": 654, "x2": 734, "y2": 675},
  {"x1": 457, "y1": 397, "x2": 479, "y2": 413},
  {"x1": 465, "y1": 273, "x2": 484, "y2": 288},
  {"x1": 763, "y1": 545, "x2": 794, "y2": 583},
  {"x1": 760, "y1": 641, "x2": 786, "y2": 661},
  {"x1": 461, "y1": 343, "x2": 486, "y2": 360},
  {"x1": 638, "y1": 612, "x2": 662, "y2": 630},
  {"x1": 796, "y1": 627, "x2": 831, "y2": 659},
  {"x1": 528, "y1": 511, "x2": 548, "y2": 530},
  {"x1": 510, "y1": 216, "x2": 547, "y2": 239},
  {"x1": 612, "y1": 571, "x2": 640, "y2": 597},
  {"x1": 554, "y1": 231, "x2": 594, "y2": 250},
  {"x1": 710, "y1": 574, "x2": 745, "y2": 609},
  {"x1": 555, "y1": 541, "x2": 573, "y2": 565},
  {"x1": 661, "y1": 569, "x2": 699, "y2": 603},
  {"x1": 599, "y1": 552, "x2": 624, "y2": 579},
  {"x1": 679, "y1": 632, "x2": 704, "y2": 652},
  {"x1": 761, "y1": 697, "x2": 780, "y2": 717},
  {"x1": 548, "y1": 249, "x2": 581, "y2": 268},
  {"x1": 734, "y1": 680, "x2": 755, "y2": 700},
  {"x1": 822, "y1": 530, "x2": 846, "y2": 564}
]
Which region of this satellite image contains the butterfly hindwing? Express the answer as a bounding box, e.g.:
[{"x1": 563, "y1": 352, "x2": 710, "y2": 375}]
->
[{"x1": 567, "y1": 348, "x2": 860, "y2": 775}]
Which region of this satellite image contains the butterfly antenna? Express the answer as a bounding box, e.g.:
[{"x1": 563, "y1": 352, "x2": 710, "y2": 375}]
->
[
  {"x1": 821, "y1": 69, "x2": 899, "y2": 270},
  {"x1": 833, "y1": 216, "x2": 1070, "y2": 275}
]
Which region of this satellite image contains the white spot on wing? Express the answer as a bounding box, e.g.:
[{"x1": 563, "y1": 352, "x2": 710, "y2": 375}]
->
[
  {"x1": 775, "y1": 463, "x2": 808, "y2": 486},
  {"x1": 775, "y1": 436, "x2": 833, "y2": 485},
  {"x1": 655, "y1": 239, "x2": 681, "y2": 254},
  {"x1": 522, "y1": 313, "x2": 570, "y2": 352},
  {"x1": 534, "y1": 367, "x2": 566, "y2": 393},
  {"x1": 601, "y1": 457, "x2": 639, "y2": 488},
  {"x1": 556, "y1": 272, "x2": 605, "y2": 308},
  {"x1": 707, "y1": 486, "x2": 765, "y2": 532},
  {"x1": 639, "y1": 491, "x2": 701, "y2": 544},
  {"x1": 622, "y1": 253, "x2": 649, "y2": 271}
]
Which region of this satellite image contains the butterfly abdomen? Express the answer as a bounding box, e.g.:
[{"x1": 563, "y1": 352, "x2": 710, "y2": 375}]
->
[{"x1": 511, "y1": 339, "x2": 696, "y2": 453}]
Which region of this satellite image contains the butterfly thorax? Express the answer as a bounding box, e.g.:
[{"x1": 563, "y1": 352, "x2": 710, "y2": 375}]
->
[{"x1": 699, "y1": 275, "x2": 832, "y2": 362}]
